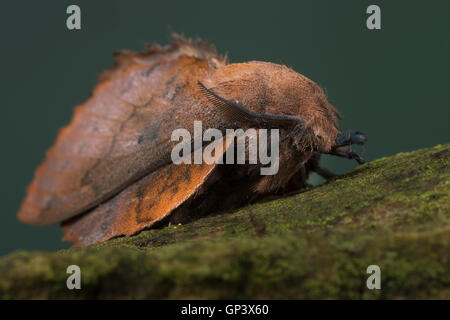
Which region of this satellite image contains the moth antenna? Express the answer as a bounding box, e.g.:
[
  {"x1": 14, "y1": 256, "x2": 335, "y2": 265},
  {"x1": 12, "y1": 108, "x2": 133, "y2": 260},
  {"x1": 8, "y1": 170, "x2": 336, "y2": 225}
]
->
[{"x1": 197, "y1": 81, "x2": 302, "y2": 128}]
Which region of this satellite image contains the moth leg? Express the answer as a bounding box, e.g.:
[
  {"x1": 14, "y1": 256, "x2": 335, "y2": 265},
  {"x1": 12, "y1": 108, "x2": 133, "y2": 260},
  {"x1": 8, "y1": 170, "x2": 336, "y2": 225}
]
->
[
  {"x1": 306, "y1": 131, "x2": 366, "y2": 182},
  {"x1": 304, "y1": 153, "x2": 337, "y2": 180},
  {"x1": 328, "y1": 131, "x2": 367, "y2": 165},
  {"x1": 313, "y1": 166, "x2": 337, "y2": 180},
  {"x1": 334, "y1": 131, "x2": 367, "y2": 147},
  {"x1": 299, "y1": 166, "x2": 313, "y2": 188},
  {"x1": 329, "y1": 145, "x2": 365, "y2": 164}
]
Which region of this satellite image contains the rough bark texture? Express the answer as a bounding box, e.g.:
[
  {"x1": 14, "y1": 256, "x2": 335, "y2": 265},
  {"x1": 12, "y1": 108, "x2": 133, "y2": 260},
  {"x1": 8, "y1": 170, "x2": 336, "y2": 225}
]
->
[{"x1": 1, "y1": 144, "x2": 449, "y2": 299}]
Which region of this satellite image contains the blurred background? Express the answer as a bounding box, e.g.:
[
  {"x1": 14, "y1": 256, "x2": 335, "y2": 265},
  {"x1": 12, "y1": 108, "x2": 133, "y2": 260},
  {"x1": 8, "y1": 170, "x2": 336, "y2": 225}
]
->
[{"x1": 1, "y1": 0, "x2": 449, "y2": 255}]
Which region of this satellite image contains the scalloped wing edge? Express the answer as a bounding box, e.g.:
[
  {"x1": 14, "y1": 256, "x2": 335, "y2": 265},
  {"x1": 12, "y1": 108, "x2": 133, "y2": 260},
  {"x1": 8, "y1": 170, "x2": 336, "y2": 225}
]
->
[{"x1": 98, "y1": 33, "x2": 228, "y2": 83}]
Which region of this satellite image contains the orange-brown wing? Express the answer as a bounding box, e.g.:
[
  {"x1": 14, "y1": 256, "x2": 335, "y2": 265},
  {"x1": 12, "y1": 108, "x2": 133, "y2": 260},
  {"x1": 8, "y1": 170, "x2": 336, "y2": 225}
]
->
[
  {"x1": 18, "y1": 36, "x2": 227, "y2": 226},
  {"x1": 61, "y1": 133, "x2": 234, "y2": 247}
]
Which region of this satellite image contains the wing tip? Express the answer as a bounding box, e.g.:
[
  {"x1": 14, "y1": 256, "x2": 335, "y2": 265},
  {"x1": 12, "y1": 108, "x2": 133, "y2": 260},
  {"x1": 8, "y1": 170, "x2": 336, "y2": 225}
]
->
[
  {"x1": 17, "y1": 207, "x2": 44, "y2": 226},
  {"x1": 17, "y1": 202, "x2": 58, "y2": 226}
]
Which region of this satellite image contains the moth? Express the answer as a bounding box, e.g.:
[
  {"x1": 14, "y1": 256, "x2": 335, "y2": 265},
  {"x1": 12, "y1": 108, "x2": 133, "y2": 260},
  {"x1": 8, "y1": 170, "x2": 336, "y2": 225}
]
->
[{"x1": 18, "y1": 35, "x2": 367, "y2": 247}]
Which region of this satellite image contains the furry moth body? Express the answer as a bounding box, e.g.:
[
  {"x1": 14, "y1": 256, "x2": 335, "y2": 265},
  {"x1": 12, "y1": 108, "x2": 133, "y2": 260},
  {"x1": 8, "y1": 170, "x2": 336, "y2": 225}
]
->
[{"x1": 18, "y1": 35, "x2": 367, "y2": 247}]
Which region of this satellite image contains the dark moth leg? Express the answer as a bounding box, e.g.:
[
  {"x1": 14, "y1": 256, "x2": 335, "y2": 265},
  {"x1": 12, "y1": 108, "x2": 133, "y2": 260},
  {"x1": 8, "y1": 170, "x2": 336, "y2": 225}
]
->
[
  {"x1": 304, "y1": 131, "x2": 368, "y2": 182},
  {"x1": 328, "y1": 131, "x2": 367, "y2": 164},
  {"x1": 329, "y1": 146, "x2": 366, "y2": 164},
  {"x1": 314, "y1": 166, "x2": 337, "y2": 180},
  {"x1": 304, "y1": 152, "x2": 337, "y2": 181},
  {"x1": 334, "y1": 131, "x2": 367, "y2": 148},
  {"x1": 298, "y1": 166, "x2": 313, "y2": 188}
]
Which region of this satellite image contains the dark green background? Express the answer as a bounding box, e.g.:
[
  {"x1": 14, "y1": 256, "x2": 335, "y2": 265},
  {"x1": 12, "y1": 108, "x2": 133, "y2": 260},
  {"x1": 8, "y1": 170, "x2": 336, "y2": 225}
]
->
[{"x1": 1, "y1": 0, "x2": 449, "y2": 255}]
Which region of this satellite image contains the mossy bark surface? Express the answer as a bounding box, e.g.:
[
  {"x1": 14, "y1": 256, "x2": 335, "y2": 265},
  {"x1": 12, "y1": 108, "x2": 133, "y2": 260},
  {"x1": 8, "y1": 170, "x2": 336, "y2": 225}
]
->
[{"x1": 1, "y1": 144, "x2": 449, "y2": 299}]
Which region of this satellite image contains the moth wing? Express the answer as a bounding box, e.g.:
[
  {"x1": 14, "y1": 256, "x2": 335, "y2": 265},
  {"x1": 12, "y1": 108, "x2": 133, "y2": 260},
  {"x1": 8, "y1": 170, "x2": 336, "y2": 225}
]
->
[
  {"x1": 18, "y1": 65, "x2": 174, "y2": 226},
  {"x1": 17, "y1": 36, "x2": 227, "y2": 226},
  {"x1": 61, "y1": 133, "x2": 235, "y2": 247}
]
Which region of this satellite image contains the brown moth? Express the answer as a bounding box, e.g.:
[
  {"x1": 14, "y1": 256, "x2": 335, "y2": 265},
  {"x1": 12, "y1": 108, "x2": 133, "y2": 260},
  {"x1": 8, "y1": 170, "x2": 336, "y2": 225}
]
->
[{"x1": 18, "y1": 35, "x2": 367, "y2": 247}]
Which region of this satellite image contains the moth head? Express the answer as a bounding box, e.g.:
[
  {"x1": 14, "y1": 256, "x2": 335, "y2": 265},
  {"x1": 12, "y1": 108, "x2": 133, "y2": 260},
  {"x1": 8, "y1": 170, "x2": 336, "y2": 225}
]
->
[{"x1": 200, "y1": 61, "x2": 341, "y2": 153}]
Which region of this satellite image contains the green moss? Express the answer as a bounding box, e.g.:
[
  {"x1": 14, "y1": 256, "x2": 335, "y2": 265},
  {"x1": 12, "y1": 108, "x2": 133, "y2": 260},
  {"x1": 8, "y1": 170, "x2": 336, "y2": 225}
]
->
[{"x1": 0, "y1": 144, "x2": 449, "y2": 299}]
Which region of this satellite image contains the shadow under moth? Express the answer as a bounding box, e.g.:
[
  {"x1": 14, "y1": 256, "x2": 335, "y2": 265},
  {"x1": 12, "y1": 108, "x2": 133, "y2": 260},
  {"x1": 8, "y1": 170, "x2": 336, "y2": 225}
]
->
[{"x1": 18, "y1": 35, "x2": 367, "y2": 247}]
